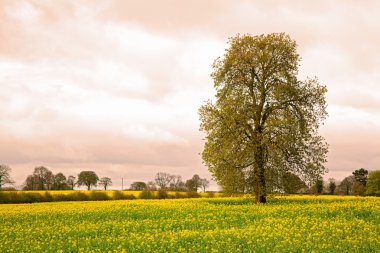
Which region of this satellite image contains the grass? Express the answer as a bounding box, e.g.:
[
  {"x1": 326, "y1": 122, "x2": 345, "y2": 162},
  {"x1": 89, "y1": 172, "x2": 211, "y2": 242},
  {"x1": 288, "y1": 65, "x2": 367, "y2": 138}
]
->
[{"x1": 0, "y1": 195, "x2": 378, "y2": 252}]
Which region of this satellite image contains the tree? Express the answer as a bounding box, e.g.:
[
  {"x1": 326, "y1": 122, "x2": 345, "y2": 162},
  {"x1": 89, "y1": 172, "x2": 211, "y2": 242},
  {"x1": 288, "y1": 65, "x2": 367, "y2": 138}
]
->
[
  {"x1": 53, "y1": 172, "x2": 68, "y2": 190},
  {"x1": 32, "y1": 166, "x2": 53, "y2": 190},
  {"x1": 23, "y1": 175, "x2": 36, "y2": 190},
  {"x1": 169, "y1": 175, "x2": 186, "y2": 191},
  {"x1": 200, "y1": 178, "x2": 210, "y2": 192},
  {"x1": 0, "y1": 164, "x2": 14, "y2": 190},
  {"x1": 199, "y1": 33, "x2": 328, "y2": 203},
  {"x1": 146, "y1": 181, "x2": 157, "y2": 190},
  {"x1": 154, "y1": 172, "x2": 173, "y2": 189},
  {"x1": 99, "y1": 177, "x2": 112, "y2": 190},
  {"x1": 130, "y1": 181, "x2": 147, "y2": 190},
  {"x1": 337, "y1": 176, "x2": 355, "y2": 195},
  {"x1": 67, "y1": 176, "x2": 76, "y2": 190},
  {"x1": 77, "y1": 171, "x2": 99, "y2": 190},
  {"x1": 328, "y1": 178, "x2": 336, "y2": 195},
  {"x1": 185, "y1": 174, "x2": 202, "y2": 192},
  {"x1": 352, "y1": 168, "x2": 368, "y2": 195},
  {"x1": 365, "y1": 170, "x2": 380, "y2": 196},
  {"x1": 313, "y1": 178, "x2": 324, "y2": 194},
  {"x1": 281, "y1": 172, "x2": 307, "y2": 194},
  {"x1": 352, "y1": 168, "x2": 369, "y2": 186}
]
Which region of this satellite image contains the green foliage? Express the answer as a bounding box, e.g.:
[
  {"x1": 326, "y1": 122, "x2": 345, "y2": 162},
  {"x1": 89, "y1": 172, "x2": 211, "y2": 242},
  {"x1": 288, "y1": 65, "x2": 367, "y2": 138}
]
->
[
  {"x1": 77, "y1": 171, "x2": 99, "y2": 190},
  {"x1": 138, "y1": 190, "x2": 155, "y2": 199},
  {"x1": 157, "y1": 189, "x2": 169, "y2": 199},
  {"x1": 199, "y1": 33, "x2": 328, "y2": 203},
  {"x1": 281, "y1": 172, "x2": 307, "y2": 194},
  {"x1": 365, "y1": 170, "x2": 380, "y2": 196},
  {"x1": 352, "y1": 168, "x2": 369, "y2": 186},
  {"x1": 185, "y1": 174, "x2": 202, "y2": 192},
  {"x1": 328, "y1": 178, "x2": 336, "y2": 195},
  {"x1": 314, "y1": 178, "x2": 324, "y2": 194}
]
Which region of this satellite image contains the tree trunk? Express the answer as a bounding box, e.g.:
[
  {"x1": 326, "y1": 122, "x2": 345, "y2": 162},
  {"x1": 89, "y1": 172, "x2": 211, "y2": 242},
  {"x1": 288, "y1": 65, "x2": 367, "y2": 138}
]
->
[
  {"x1": 254, "y1": 137, "x2": 267, "y2": 203},
  {"x1": 87, "y1": 184, "x2": 91, "y2": 190}
]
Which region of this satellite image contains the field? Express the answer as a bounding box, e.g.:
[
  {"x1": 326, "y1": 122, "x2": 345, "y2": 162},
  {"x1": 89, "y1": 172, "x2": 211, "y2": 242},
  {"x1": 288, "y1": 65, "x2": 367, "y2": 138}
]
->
[{"x1": 0, "y1": 196, "x2": 379, "y2": 252}]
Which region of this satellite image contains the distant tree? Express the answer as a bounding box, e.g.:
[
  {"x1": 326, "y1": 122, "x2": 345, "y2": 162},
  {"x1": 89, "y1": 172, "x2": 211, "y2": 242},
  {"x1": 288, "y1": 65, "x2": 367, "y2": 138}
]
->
[
  {"x1": 99, "y1": 177, "x2": 112, "y2": 190},
  {"x1": 45, "y1": 171, "x2": 54, "y2": 190},
  {"x1": 337, "y1": 175, "x2": 355, "y2": 195},
  {"x1": 67, "y1": 176, "x2": 76, "y2": 190},
  {"x1": 328, "y1": 178, "x2": 336, "y2": 195},
  {"x1": 281, "y1": 172, "x2": 307, "y2": 194},
  {"x1": 146, "y1": 181, "x2": 157, "y2": 190},
  {"x1": 365, "y1": 170, "x2": 380, "y2": 196},
  {"x1": 32, "y1": 166, "x2": 53, "y2": 190},
  {"x1": 352, "y1": 168, "x2": 369, "y2": 186},
  {"x1": 185, "y1": 174, "x2": 202, "y2": 192},
  {"x1": 23, "y1": 175, "x2": 36, "y2": 190},
  {"x1": 200, "y1": 178, "x2": 210, "y2": 192},
  {"x1": 77, "y1": 171, "x2": 99, "y2": 190},
  {"x1": 313, "y1": 177, "x2": 324, "y2": 194},
  {"x1": 53, "y1": 173, "x2": 68, "y2": 190},
  {"x1": 154, "y1": 172, "x2": 173, "y2": 189},
  {"x1": 169, "y1": 175, "x2": 186, "y2": 191},
  {"x1": 130, "y1": 181, "x2": 147, "y2": 190},
  {"x1": 0, "y1": 164, "x2": 14, "y2": 190},
  {"x1": 353, "y1": 182, "x2": 366, "y2": 196},
  {"x1": 352, "y1": 168, "x2": 368, "y2": 195}
]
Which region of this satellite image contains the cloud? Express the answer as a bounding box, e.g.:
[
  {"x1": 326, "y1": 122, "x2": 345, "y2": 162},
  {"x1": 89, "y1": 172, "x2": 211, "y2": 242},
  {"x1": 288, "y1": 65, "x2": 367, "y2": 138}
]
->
[{"x1": 1, "y1": 0, "x2": 380, "y2": 189}]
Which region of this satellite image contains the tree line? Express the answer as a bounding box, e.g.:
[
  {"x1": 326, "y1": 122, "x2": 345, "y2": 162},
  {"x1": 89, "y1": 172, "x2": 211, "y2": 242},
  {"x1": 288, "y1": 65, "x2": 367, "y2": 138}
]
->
[
  {"x1": 130, "y1": 172, "x2": 210, "y2": 192},
  {"x1": 0, "y1": 165, "x2": 210, "y2": 192},
  {"x1": 1, "y1": 164, "x2": 378, "y2": 195}
]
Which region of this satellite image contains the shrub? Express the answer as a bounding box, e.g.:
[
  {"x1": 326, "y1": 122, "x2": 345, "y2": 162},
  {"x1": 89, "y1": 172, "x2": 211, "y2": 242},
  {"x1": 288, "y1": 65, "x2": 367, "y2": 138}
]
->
[
  {"x1": 139, "y1": 190, "x2": 154, "y2": 199},
  {"x1": 89, "y1": 191, "x2": 110, "y2": 201},
  {"x1": 157, "y1": 190, "x2": 168, "y2": 199}
]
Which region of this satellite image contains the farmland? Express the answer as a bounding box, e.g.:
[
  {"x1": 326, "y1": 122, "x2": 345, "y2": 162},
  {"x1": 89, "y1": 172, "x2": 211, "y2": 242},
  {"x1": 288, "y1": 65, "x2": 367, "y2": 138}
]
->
[{"x1": 0, "y1": 195, "x2": 379, "y2": 252}]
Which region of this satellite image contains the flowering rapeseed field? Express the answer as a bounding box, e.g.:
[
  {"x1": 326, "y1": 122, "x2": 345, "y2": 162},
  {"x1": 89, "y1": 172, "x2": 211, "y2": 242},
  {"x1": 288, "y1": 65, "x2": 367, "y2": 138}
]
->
[{"x1": 0, "y1": 195, "x2": 378, "y2": 252}]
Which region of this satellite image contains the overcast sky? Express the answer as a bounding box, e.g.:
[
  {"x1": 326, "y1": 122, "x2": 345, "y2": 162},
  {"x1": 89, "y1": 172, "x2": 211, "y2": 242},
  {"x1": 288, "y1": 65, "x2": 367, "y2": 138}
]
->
[{"x1": 1, "y1": 0, "x2": 380, "y2": 190}]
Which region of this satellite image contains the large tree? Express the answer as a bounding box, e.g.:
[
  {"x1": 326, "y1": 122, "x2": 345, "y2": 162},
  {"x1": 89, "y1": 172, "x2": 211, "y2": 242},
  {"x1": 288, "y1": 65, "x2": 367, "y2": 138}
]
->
[
  {"x1": 199, "y1": 33, "x2": 328, "y2": 203},
  {"x1": 0, "y1": 164, "x2": 14, "y2": 190},
  {"x1": 77, "y1": 171, "x2": 99, "y2": 190}
]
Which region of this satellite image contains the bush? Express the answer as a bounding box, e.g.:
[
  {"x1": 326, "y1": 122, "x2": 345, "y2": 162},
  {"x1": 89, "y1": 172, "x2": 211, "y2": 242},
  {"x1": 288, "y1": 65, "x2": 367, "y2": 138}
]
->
[
  {"x1": 157, "y1": 190, "x2": 168, "y2": 199},
  {"x1": 89, "y1": 191, "x2": 110, "y2": 201},
  {"x1": 186, "y1": 192, "x2": 200, "y2": 198},
  {"x1": 139, "y1": 190, "x2": 155, "y2": 199}
]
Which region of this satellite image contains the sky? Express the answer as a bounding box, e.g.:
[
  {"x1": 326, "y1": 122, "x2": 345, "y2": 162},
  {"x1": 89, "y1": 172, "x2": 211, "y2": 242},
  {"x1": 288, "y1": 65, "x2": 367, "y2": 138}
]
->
[{"x1": 1, "y1": 0, "x2": 380, "y2": 190}]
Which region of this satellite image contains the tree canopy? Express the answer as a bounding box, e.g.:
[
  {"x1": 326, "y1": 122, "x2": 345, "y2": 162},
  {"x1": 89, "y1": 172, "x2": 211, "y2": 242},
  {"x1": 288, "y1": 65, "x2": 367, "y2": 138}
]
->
[
  {"x1": 99, "y1": 177, "x2": 112, "y2": 190},
  {"x1": 77, "y1": 171, "x2": 99, "y2": 190},
  {"x1": 199, "y1": 33, "x2": 328, "y2": 203}
]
